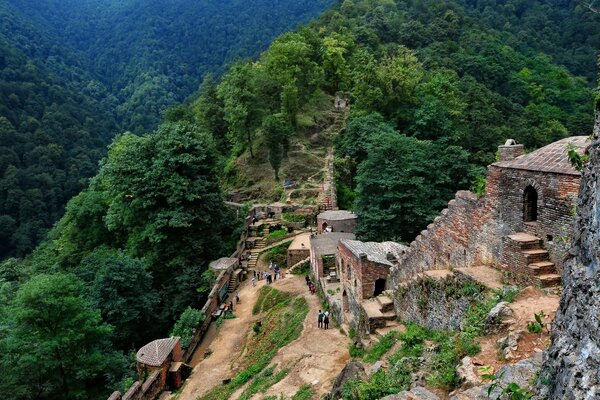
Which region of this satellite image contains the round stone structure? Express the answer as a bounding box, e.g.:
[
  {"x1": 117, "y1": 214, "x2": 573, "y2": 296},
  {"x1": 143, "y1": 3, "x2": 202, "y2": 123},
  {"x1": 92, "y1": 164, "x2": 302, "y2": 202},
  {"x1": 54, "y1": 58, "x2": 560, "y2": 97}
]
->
[{"x1": 316, "y1": 210, "x2": 358, "y2": 234}]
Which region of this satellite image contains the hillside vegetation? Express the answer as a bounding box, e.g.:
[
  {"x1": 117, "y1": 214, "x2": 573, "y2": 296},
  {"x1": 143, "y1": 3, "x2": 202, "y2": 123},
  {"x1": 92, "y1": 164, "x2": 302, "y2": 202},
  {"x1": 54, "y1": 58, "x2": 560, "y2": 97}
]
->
[
  {"x1": 0, "y1": 0, "x2": 598, "y2": 399},
  {"x1": 0, "y1": 0, "x2": 333, "y2": 259}
]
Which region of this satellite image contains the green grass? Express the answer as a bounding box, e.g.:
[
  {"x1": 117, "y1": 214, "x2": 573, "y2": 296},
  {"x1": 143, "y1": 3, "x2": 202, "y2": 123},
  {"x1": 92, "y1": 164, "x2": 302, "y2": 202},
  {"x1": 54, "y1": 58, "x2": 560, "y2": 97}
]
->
[
  {"x1": 268, "y1": 229, "x2": 288, "y2": 239},
  {"x1": 198, "y1": 293, "x2": 308, "y2": 400},
  {"x1": 262, "y1": 243, "x2": 289, "y2": 267},
  {"x1": 364, "y1": 332, "x2": 398, "y2": 363},
  {"x1": 348, "y1": 342, "x2": 366, "y2": 359},
  {"x1": 252, "y1": 286, "x2": 292, "y2": 315},
  {"x1": 291, "y1": 384, "x2": 315, "y2": 400},
  {"x1": 239, "y1": 365, "x2": 290, "y2": 400}
]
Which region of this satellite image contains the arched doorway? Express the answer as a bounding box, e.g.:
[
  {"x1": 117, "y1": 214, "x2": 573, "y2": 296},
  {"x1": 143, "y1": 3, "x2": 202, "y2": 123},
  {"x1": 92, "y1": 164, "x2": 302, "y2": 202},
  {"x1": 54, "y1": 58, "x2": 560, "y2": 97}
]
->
[
  {"x1": 374, "y1": 278, "x2": 386, "y2": 297},
  {"x1": 321, "y1": 222, "x2": 328, "y2": 232},
  {"x1": 523, "y1": 186, "x2": 538, "y2": 222},
  {"x1": 342, "y1": 290, "x2": 348, "y2": 312}
]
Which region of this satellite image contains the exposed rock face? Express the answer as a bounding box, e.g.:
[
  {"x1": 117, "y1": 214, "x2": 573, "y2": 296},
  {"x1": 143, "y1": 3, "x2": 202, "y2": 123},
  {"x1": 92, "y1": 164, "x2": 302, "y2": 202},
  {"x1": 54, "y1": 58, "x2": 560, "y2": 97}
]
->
[
  {"x1": 537, "y1": 113, "x2": 600, "y2": 399},
  {"x1": 380, "y1": 386, "x2": 441, "y2": 400},
  {"x1": 330, "y1": 361, "x2": 367, "y2": 399},
  {"x1": 451, "y1": 353, "x2": 543, "y2": 400}
]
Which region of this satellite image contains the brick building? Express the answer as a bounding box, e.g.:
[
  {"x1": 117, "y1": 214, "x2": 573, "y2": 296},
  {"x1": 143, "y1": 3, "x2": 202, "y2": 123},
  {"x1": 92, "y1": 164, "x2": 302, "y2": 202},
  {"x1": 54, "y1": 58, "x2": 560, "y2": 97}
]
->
[
  {"x1": 387, "y1": 136, "x2": 590, "y2": 291},
  {"x1": 490, "y1": 137, "x2": 588, "y2": 282},
  {"x1": 338, "y1": 239, "x2": 406, "y2": 329},
  {"x1": 316, "y1": 210, "x2": 357, "y2": 234}
]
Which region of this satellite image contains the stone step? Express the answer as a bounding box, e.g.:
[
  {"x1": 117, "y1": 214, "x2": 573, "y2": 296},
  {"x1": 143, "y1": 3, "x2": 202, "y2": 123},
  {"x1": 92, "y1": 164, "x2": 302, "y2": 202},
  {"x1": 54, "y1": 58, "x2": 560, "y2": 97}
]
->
[
  {"x1": 508, "y1": 232, "x2": 540, "y2": 243},
  {"x1": 538, "y1": 273, "x2": 561, "y2": 288},
  {"x1": 527, "y1": 261, "x2": 556, "y2": 275},
  {"x1": 381, "y1": 311, "x2": 397, "y2": 321},
  {"x1": 376, "y1": 295, "x2": 395, "y2": 313},
  {"x1": 522, "y1": 249, "x2": 550, "y2": 263},
  {"x1": 375, "y1": 321, "x2": 405, "y2": 338}
]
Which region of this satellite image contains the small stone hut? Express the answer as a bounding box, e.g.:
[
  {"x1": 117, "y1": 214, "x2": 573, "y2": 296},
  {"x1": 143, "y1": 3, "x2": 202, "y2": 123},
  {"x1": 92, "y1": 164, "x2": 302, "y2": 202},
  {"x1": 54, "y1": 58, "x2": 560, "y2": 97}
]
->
[
  {"x1": 316, "y1": 210, "x2": 357, "y2": 234},
  {"x1": 136, "y1": 337, "x2": 183, "y2": 392},
  {"x1": 287, "y1": 233, "x2": 311, "y2": 268},
  {"x1": 489, "y1": 136, "x2": 590, "y2": 278}
]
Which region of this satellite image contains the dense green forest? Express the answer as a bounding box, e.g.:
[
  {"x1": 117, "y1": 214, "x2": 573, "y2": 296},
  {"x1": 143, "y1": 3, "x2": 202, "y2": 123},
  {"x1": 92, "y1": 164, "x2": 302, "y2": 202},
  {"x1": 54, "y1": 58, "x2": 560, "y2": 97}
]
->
[
  {"x1": 0, "y1": 0, "x2": 334, "y2": 259},
  {"x1": 0, "y1": 0, "x2": 598, "y2": 398}
]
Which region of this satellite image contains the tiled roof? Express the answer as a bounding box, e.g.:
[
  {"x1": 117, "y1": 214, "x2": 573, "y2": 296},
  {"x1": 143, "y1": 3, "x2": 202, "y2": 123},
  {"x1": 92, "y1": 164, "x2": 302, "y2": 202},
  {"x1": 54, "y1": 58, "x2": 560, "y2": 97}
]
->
[
  {"x1": 340, "y1": 239, "x2": 407, "y2": 267},
  {"x1": 317, "y1": 210, "x2": 358, "y2": 221},
  {"x1": 136, "y1": 337, "x2": 179, "y2": 367},
  {"x1": 492, "y1": 136, "x2": 590, "y2": 175},
  {"x1": 209, "y1": 257, "x2": 238, "y2": 271},
  {"x1": 311, "y1": 232, "x2": 356, "y2": 256}
]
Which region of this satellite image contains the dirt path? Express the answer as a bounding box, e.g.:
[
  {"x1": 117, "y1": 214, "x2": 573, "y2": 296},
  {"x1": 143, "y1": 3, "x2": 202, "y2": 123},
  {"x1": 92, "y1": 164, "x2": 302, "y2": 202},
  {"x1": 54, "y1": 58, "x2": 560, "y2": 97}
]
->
[
  {"x1": 177, "y1": 274, "x2": 350, "y2": 400},
  {"x1": 233, "y1": 276, "x2": 350, "y2": 399},
  {"x1": 177, "y1": 278, "x2": 262, "y2": 400}
]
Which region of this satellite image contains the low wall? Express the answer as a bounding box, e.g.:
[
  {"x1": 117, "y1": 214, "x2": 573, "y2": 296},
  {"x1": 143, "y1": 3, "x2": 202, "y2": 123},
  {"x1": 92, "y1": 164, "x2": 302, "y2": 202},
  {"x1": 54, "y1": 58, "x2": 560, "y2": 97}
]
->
[
  {"x1": 110, "y1": 370, "x2": 161, "y2": 400},
  {"x1": 390, "y1": 190, "x2": 504, "y2": 288},
  {"x1": 392, "y1": 271, "x2": 485, "y2": 331}
]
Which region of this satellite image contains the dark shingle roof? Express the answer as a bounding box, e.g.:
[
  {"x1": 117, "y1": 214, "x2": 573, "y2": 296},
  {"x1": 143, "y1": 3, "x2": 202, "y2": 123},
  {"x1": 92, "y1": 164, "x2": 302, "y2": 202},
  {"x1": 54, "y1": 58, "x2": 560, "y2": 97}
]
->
[
  {"x1": 311, "y1": 232, "x2": 356, "y2": 256},
  {"x1": 209, "y1": 257, "x2": 238, "y2": 271},
  {"x1": 317, "y1": 210, "x2": 358, "y2": 221},
  {"x1": 340, "y1": 239, "x2": 407, "y2": 267},
  {"x1": 136, "y1": 337, "x2": 179, "y2": 367},
  {"x1": 492, "y1": 136, "x2": 590, "y2": 175}
]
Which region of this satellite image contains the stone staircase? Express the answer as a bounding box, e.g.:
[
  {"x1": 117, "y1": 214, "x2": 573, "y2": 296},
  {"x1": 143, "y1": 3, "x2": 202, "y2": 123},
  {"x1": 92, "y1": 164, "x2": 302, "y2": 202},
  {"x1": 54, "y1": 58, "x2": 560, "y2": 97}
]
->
[
  {"x1": 247, "y1": 230, "x2": 267, "y2": 270},
  {"x1": 227, "y1": 269, "x2": 241, "y2": 293},
  {"x1": 506, "y1": 232, "x2": 561, "y2": 288},
  {"x1": 361, "y1": 292, "x2": 401, "y2": 334}
]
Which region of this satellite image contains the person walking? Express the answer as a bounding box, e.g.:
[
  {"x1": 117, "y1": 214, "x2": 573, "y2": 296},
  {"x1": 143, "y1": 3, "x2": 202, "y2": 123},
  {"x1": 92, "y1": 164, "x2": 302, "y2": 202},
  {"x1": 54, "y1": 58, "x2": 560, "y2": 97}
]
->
[
  {"x1": 235, "y1": 291, "x2": 240, "y2": 304},
  {"x1": 305, "y1": 275, "x2": 310, "y2": 287},
  {"x1": 318, "y1": 310, "x2": 323, "y2": 328},
  {"x1": 324, "y1": 311, "x2": 330, "y2": 329},
  {"x1": 229, "y1": 300, "x2": 234, "y2": 313},
  {"x1": 310, "y1": 282, "x2": 315, "y2": 295},
  {"x1": 251, "y1": 276, "x2": 256, "y2": 287}
]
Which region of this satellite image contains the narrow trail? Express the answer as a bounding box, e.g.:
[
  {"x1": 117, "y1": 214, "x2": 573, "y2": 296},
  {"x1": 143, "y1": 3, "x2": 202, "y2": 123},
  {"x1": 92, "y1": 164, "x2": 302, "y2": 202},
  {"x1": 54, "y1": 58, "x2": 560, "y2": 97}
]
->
[{"x1": 176, "y1": 274, "x2": 349, "y2": 400}]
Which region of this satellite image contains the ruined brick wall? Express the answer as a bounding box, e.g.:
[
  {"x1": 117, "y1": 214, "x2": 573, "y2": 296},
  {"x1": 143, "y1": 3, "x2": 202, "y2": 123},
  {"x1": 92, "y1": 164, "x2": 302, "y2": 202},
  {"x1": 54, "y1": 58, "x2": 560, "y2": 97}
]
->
[
  {"x1": 389, "y1": 189, "x2": 504, "y2": 288},
  {"x1": 338, "y1": 244, "x2": 364, "y2": 321},
  {"x1": 492, "y1": 165, "x2": 579, "y2": 273}
]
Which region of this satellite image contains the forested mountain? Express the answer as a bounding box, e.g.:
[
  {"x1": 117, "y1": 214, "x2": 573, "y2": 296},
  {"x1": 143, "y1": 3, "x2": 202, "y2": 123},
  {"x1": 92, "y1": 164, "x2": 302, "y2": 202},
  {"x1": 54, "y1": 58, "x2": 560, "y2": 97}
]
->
[
  {"x1": 0, "y1": 0, "x2": 334, "y2": 259},
  {"x1": 7, "y1": 0, "x2": 336, "y2": 132},
  {"x1": 0, "y1": 0, "x2": 598, "y2": 399}
]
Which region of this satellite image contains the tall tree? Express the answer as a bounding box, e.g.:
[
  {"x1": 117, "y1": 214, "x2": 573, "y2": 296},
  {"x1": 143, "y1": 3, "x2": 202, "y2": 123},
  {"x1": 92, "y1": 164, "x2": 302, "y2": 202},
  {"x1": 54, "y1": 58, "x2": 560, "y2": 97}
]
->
[{"x1": 0, "y1": 273, "x2": 124, "y2": 400}]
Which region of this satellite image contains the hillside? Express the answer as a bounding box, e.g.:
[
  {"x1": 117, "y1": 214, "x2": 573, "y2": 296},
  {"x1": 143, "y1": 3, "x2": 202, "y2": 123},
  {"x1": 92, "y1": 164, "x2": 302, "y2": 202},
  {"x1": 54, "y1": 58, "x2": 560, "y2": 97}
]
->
[{"x1": 0, "y1": 0, "x2": 334, "y2": 259}]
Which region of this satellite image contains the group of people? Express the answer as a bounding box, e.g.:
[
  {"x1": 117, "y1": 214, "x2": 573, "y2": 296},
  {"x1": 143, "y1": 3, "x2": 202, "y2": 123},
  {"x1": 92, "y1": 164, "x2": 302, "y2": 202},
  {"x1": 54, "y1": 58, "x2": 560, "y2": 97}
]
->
[
  {"x1": 305, "y1": 275, "x2": 316, "y2": 294},
  {"x1": 251, "y1": 263, "x2": 283, "y2": 287},
  {"x1": 317, "y1": 309, "x2": 330, "y2": 329}
]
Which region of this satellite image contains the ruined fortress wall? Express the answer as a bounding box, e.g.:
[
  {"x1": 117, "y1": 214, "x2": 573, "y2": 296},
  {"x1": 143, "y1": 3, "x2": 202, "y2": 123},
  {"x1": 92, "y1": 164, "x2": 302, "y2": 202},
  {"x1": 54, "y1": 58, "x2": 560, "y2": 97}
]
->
[
  {"x1": 389, "y1": 189, "x2": 504, "y2": 289},
  {"x1": 392, "y1": 272, "x2": 482, "y2": 331},
  {"x1": 537, "y1": 122, "x2": 600, "y2": 399}
]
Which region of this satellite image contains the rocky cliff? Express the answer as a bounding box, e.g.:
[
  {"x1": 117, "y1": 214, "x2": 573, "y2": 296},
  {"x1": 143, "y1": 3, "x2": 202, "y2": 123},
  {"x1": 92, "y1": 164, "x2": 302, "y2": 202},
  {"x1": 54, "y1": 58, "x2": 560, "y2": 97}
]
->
[{"x1": 537, "y1": 112, "x2": 600, "y2": 399}]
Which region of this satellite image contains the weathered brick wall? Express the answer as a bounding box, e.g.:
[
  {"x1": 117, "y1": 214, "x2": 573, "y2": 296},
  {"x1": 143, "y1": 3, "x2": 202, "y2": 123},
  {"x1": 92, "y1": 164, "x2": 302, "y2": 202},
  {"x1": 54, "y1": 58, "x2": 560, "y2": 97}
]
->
[
  {"x1": 492, "y1": 166, "x2": 578, "y2": 273},
  {"x1": 389, "y1": 189, "x2": 504, "y2": 288},
  {"x1": 392, "y1": 272, "x2": 484, "y2": 331},
  {"x1": 287, "y1": 248, "x2": 310, "y2": 268}
]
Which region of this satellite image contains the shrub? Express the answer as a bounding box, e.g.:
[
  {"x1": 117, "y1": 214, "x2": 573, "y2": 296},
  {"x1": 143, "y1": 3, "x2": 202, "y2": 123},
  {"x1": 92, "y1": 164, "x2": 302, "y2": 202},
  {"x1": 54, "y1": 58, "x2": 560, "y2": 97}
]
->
[
  {"x1": 282, "y1": 213, "x2": 306, "y2": 223},
  {"x1": 170, "y1": 307, "x2": 205, "y2": 349},
  {"x1": 268, "y1": 229, "x2": 288, "y2": 239}
]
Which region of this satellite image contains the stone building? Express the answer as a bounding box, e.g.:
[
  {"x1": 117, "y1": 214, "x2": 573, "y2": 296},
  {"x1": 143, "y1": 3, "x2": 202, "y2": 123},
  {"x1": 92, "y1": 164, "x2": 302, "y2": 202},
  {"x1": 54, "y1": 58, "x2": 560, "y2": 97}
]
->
[
  {"x1": 287, "y1": 233, "x2": 311, "y2": 267},
  {"x1": 338, "y1": 239, "x2": 406, "y2": 331},
  {"x1": 310, "y1": 232, "x2": 355, "y2": 281},
  {"x1": 316, "y1": 210, "x2": 357, "y2": 234},
  {"x1": 388, "y1": 136, "x2": 590, "y2": 291},
  {"x1": 491, "y1": 137, "x2": 588, "y2": 282}
]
